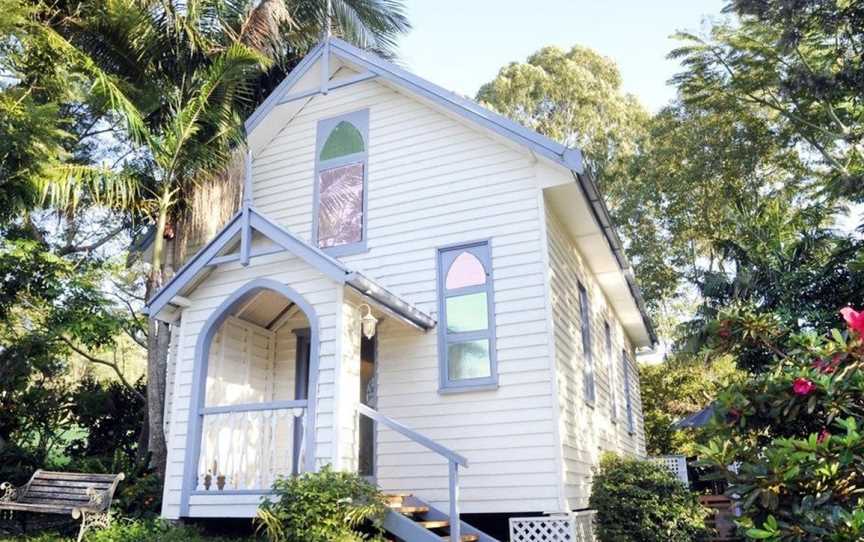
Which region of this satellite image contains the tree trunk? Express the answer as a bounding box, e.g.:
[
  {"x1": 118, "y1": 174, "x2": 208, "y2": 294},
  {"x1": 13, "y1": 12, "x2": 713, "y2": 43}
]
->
[
  {"x1": 146, "y1": 196, "x2": 171, "y2": 481},
  {"x1": 135, "y1": 405, "x2": 150, "y2": 468},
  {"x1": 147, "y1": 316, "x2": 170, "y2": 480}
]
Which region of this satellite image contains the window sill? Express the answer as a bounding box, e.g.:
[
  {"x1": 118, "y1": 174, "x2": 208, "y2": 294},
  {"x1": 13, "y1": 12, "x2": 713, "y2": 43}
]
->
[
  {"x1": 438, "y1": 382, "x2": 499, "y2": 395},
  {"x1": 320, "y1": 241, "x2": 368, "y2": 258}
]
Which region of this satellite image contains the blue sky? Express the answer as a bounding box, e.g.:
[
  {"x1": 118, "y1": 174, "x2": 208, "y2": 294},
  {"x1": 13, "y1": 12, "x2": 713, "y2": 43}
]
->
[{"x1": 397, "y1": 0, "x2": 726, "y2": 111}]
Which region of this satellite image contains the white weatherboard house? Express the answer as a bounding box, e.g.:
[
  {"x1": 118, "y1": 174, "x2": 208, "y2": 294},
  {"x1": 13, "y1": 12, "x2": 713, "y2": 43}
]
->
[{"x1": 148, "y1": 37, "x2": 656, "y2": 542}]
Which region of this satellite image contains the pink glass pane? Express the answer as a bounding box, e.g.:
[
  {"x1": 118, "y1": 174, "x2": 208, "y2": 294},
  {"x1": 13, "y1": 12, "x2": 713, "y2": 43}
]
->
[
  {"x1": 445, "y1": 251, "x2": 486, "y2": 290},
  {"x1": 318, "y1": 163, "x2": 363, "y2": 248}
]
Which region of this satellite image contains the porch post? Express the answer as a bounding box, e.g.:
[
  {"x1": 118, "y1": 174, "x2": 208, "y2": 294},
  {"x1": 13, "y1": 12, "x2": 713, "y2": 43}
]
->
[{"x1": 292, "y1": 329, "x2": 310, "y2": 475}]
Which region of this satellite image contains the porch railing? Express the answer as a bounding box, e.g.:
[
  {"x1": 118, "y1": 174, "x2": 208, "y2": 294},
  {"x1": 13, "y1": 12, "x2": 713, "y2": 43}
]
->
[
  {"x1": 357, "y1": 403, "x2": 468, "y2": 542},
  {"x1": 196, "y1": 400, "x2": 307, "y2": 492}
]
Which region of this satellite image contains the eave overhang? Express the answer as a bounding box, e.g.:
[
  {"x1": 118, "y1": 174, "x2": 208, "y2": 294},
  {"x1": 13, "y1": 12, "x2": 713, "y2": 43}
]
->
[{"x1": 144, "y1": 207, "x2": 435, "y2": 332}]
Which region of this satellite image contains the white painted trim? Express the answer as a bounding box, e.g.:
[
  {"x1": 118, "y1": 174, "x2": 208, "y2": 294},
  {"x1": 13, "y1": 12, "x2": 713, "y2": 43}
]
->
[
  {"x1": 331, "y1": 286, "x2": 345, "y2": 468},
  {"x1": 537, "y1": 191, "x2": 569, "y2": 513}
]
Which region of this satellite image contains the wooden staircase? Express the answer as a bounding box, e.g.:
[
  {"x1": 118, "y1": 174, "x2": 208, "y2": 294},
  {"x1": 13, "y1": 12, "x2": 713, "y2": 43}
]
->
[{"x1": 383, "y1": 493, "x2": 496, "y2": 542}]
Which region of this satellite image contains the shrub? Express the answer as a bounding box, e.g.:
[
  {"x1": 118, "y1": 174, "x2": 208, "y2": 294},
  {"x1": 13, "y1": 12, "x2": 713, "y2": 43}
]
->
[
  {"x1": 1, "y1": 518, "x2": 248, "y2": 541},
  {"x1": 589, "y1": 454, "x2": 710, "y2": 542},
  {"x1": 256, "y1": 466, "x2": 387, "y2": 542},
  {"x1": 86, "y1": 518, "x2": 243, "y2": 542},
  {"x1": 697, "y1": 305, "x2": 864, "y2": 541}
]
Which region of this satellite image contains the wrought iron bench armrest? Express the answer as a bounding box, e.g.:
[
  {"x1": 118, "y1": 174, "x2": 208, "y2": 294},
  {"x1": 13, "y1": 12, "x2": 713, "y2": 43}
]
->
[{"x1": 0, "y1": 482, "x2": 21, "y2": 503}]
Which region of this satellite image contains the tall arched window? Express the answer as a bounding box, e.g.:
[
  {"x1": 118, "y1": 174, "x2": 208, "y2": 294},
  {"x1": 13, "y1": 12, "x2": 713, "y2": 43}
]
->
[
  {"x1": 437, "y1": 240, "x2": 498, "y2": 391},
  {"x1": 313, "y1": 109, "x2": 369, "y2": 255}
]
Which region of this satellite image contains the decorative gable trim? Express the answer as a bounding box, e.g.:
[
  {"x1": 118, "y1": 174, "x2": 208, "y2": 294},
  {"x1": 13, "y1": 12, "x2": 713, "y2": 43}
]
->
[
  {"x1": 243, "y1": 37, "x2": 584, "y2": 175},
  {"x1": 145, "y1": 207, "x2": 436, "y2": 331},
  {"x1": 145, "y1": 207, "x2": 351, "y2": 319}
]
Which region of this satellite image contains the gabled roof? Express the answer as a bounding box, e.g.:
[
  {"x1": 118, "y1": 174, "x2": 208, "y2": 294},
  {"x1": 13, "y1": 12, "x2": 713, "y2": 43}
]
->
[
  {"x1": 245, "y1": 38, "x2": 584, "y2": 174},
  {"x1": 145, "y1": 206, "x2": 435, "y2": 331},
  {"x1": 242, "y1": 38, "x2": 656, "y2": 346}
]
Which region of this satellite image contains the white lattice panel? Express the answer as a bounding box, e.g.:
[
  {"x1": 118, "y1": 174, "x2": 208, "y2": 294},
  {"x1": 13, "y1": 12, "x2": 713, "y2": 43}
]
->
[
  {"x1": 651, "y1": 455, "x2": 689, "y2": 484},
  {"x1": 510, "y1": 512, "x2": 596, "y2": 542}
]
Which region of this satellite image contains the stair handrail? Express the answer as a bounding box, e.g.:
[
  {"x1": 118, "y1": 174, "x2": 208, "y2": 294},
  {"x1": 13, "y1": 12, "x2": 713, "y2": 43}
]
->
[{"x1": 357, "y1": 403, "x2": 466, "y2": 541}]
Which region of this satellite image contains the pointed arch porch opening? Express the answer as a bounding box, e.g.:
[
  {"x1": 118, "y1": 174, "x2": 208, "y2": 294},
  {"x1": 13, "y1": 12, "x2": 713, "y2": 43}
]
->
[{"x1": 180, "y1": 278, "x2": 319, "y2": 515}]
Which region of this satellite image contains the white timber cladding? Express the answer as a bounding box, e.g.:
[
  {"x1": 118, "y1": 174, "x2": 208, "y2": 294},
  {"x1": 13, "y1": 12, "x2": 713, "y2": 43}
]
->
[
  {"x1": 251, "y1": 74, "x2": 562, "y2": 514},
  {"x1": 544, "y1": 203, "x2": 647, "y2": 510},
  {"x1": 160, "y1": 250, "x2": 340, "y2": 519},
  {"x1": 337, "y1": 300, "x2": 362, "y2": 470},
  {"x1": 164, "y1": 321, "x2": 182, "y2": 439}
]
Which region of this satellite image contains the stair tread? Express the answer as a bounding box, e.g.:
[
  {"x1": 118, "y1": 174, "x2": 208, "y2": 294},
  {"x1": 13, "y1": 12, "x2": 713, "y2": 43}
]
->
[
  {"x1": 391, "y1": 505, "x2": 430, "y2": 514},
  {"x1": 418, "y1": 519, "x2": 450, "y2": 529},
  {"x1": 440, "y1": 536, "x2": 479, "y2": 542}
]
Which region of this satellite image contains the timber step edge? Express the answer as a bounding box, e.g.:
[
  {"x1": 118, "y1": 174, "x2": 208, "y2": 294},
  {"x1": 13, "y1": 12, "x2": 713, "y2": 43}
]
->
[
  {"x1": 391, "y1": 505, "x2": 429, "y2": 514},
  {"x1": 418, "y1": 520, "x2": 450, "y2": 529},
  {"x1": 440, "y1": 536, "x2": 479, "y2": 542}
]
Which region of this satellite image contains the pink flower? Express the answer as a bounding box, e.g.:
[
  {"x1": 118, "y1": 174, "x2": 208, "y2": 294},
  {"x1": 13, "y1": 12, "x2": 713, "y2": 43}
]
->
[
  {"x1": 818, "y1": 428, "x2": 831, "y2": 443},
  {"x1": 840, "y1": 307, "x2": 864, "y2": 337},
  {"x1": 792, "y1": 377, "x2": 815, "y2": 396}
]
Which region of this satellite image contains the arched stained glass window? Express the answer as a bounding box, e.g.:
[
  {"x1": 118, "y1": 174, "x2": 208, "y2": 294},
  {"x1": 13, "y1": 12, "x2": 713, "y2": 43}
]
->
[
  {"x1": 445, "y1": 251, "x2": 486, "y2": 290},
  {"x1": 437, "y1": 241, "x2": 498, "y2": 391},
  {"x1": 314, "y1": 110, "x2": 369, "y2": 254},
  {"x1": 320, "y1": 121, "x2": 364, "y2": 161}
]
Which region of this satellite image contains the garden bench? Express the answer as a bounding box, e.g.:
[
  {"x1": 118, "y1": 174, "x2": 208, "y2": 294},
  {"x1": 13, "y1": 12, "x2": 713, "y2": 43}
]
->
[{"x1": 0, "y1": 470, "x2": 124, "y2": 542}]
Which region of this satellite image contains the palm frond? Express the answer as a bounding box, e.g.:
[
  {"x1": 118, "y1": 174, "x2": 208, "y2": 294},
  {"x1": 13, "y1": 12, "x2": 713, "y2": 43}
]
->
[
  {"x1": 40, "y1": 26, "x2": 151, "y2": 146},
  {"x1": 159, "y1": 41, "x2": 269, "y2": 180},
  {"x1": 331, "y1": 0, "x2": 411, "y2": 57},
  {"x1": 237, "y1": 0, "x2": 294, "y2": 55},
  {"x1": 36, "y1": 163, "x2": 141, "y2": 211}
]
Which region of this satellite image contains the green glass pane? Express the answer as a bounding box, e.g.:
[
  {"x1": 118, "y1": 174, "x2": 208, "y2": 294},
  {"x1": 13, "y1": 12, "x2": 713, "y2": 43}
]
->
[
  {"x1": 446, "y1": 293, "x2": 488, "y2": 333},
  {"x1": 448, "y1": 340, "x2": 491, "y2": 380},
  {"x1": 320, "y1": 121, "x2": 364, "y2": 160}
]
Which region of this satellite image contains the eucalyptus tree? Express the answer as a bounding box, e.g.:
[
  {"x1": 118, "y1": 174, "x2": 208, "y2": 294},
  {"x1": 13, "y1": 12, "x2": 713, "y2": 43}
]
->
[{"x1": 476, "y1": 45, "x2": 649, "y2": 193}]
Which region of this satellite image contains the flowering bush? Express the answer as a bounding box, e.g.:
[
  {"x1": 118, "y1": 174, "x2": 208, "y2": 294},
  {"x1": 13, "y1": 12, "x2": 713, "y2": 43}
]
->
[{"x1": 698, "y1": 305, "x2": 864, "y2": 541}]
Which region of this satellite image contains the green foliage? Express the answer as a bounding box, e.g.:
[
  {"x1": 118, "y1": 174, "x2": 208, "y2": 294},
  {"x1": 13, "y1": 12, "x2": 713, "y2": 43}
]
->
[
  {"x1": 476, "y1": 45, "x2": 648, "y2": 176},
  {"x1": 697, "y1": 307, "x2": 864, "y2": 541},
  {"x1": 65, "y1": 378, "x2": 145, "y2": 463},
  {"x1": 0, "y1": 226, "x2": 141, "y2": 464},
  {"x1": 256, "y1": 466, "x2": 387, "y2": 542},
  {"x1": 672, "y1": 2, "x2": 864, "y2": 202},
  {"x1": 589, "y1": 454, "x2": 711, "y2": 542},
  {"x1": 86, "y1": 518, "x2": 247, "y2": 542},
  {"x1": 679, "y1": 202, "x2": 864, "y2": 372},
  {"x1": 640, "y1": 354, "x2": 743, "y2": 456},
  {"x1": 2, "y1": 518, "x2": 252, "y2": 541}
]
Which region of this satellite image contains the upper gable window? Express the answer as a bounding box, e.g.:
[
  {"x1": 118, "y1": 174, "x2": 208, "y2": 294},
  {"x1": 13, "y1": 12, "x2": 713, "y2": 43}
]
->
[{"x1": 313, "y1": 109, "x2": 369, "y2": 255}]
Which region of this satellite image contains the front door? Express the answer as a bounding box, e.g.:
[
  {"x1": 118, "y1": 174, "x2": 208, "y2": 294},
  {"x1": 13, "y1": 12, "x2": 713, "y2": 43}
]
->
[{"x1": 358, "y1": 335, "x2": 376, "y2": 478}]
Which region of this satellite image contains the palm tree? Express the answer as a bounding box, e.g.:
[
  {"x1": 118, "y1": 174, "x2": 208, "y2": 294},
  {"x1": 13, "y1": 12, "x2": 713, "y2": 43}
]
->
[
  {"x1": 678, "y1": 198, "x2": 864, "y2": 371},
  {"x1": 34, "y1": 0, "x2": 409, "y2": 479}
]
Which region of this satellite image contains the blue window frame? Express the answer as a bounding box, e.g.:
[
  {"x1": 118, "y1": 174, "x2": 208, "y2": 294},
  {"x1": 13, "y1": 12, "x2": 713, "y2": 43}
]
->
[
  {"x1": 437, "y1": 240, "x2": 498, "y2": 392},
  {"x1": 605, "y1": 321, "x2": 617, "y2": 422},
  {"x1": 312, "y1": 109, "x2": 369, "y2": 256},
  {"x1": 623, "y1": 349, "x2": 635, "y2": 434},
  {"x1": 579, "y1": 282, "x2": 596, "y2": 405}
]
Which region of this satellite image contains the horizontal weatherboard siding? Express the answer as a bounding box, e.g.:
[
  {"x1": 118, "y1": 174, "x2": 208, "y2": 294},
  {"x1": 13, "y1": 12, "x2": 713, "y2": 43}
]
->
[
  {"x1": 251, "y1": 75, "x2": 560, "y2": 514},
  {"x1": 545, "y1": 202, "x2": 647, "y2": 510}
]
